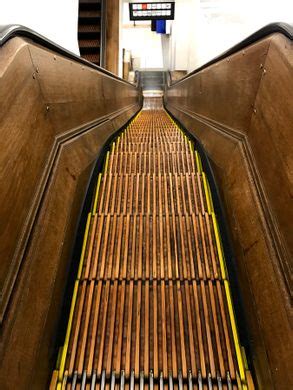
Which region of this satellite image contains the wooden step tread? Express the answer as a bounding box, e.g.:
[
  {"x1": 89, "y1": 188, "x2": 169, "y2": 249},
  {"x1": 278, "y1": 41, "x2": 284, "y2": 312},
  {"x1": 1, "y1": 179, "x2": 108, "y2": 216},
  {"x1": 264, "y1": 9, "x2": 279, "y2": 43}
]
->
[
  {"x1": 79, "y1": 39, "x2": 100, "y2": 49},
  {"x1": 81, "y1": 214, "x2": 222, "y2": 281},
  {"x1": 52, "y1": 109, "x2": 248, "y2": 390},
  {"x1": 78, "y1": 24, "x2": 101, "y2": 33},
  {"x1": 94, "y1": 173, "x2": 207, "y2": 215},
  {"x1": 79, "y1": 10, "x2": 101, "y2": 18},
  {"x1": 65, "y1": 280, "x2": 237, "y2": 380}
]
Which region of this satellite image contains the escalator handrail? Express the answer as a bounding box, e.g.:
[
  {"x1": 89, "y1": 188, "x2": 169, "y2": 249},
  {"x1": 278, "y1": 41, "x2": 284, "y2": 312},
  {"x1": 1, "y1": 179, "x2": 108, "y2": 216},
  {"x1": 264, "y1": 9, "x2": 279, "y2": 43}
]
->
[
  {"x1": 167, "y1": 22, "x2": 293, "y2": 87},
  {"x1": 0, "y1": 24, "x2": 138, "y2": 88}
]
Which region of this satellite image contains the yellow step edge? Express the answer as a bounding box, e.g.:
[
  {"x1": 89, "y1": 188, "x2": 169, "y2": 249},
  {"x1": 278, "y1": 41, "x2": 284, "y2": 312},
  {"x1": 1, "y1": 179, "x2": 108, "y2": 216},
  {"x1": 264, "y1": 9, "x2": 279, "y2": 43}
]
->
[
  {"x1": 103, "y1": 151, "x2": 110, "y2": 172},
  {"x1": 188, "y1": 140, "x2": 194, "y2": 153},
  {"x1": 57, "y1": 211, "x2": 92, "y2": 381},
  {"x1": 195, "y1": 151, "x2": 202, "y2": 173},
  {"x1": 236, "y1": 371, "x2": 245, "y2": 390},
  {"x1": 77, "y1": 212, "x2": 92, "y2": 279},
  {"x1": 202, "y1": 168, "x2": 214, "y2": 214},
  {"x1": 242, "y1": 347, "x2": 255, "y2": 389},
  {"x1": 203, "y1": 167, "x2": 248, "y2": 386},
  {"x1": 56, "y1": 346, "x2": 63, "y2": 369},
  {"x1": 241, "y1": 346, "x2": 249, "y2": 370},
  {"x1": 206, "y1": 177, "x2": 214, "y2": 213},
  {"x1": 57, "y1": 370, "x2": 68, "y2": 390},
  {"x1": 202, "y1": 172, "x2": 212, "y2": 214},
  {"x1": 211, "y1": 212, "x2": 227, "y2": 279},
  {"x1": 225, "y1": 280, "x2": 246, "y2": 383},
  {"x1": 58, "y1": 281, "x2": 80, "y2": 382},
  {"x1": 92, "y1": 173, "x2": 102, "y2": 214}
]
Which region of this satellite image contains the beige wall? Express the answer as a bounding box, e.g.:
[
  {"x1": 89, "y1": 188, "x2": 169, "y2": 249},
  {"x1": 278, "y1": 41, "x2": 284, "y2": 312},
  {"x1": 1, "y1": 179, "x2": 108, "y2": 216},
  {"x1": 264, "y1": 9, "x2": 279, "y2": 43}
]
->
[{"x1": 166, "y1": 0, "x2": 292, "y2": 72}]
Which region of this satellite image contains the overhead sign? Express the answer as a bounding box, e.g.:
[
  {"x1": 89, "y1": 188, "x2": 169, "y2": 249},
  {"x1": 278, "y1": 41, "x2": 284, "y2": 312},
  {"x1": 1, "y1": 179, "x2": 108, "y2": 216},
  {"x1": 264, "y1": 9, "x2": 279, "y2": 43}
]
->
[{"x1": 129, "y1": 2, "x2": 175, "y2": 21}]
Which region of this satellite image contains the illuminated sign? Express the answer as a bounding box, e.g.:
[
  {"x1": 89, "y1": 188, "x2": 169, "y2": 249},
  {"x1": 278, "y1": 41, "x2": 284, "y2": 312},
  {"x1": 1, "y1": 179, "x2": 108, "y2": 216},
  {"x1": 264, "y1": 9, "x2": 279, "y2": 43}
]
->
[{"x1": 129, "y1": 2, "x2": 175, "y2": 20}]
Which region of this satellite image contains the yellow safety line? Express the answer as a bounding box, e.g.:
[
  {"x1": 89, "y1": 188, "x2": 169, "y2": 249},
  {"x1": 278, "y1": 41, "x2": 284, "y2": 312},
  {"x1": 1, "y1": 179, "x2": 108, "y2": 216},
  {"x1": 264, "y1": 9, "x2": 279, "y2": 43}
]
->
[
  {"x1": 202, "y1": 172, "x2": 212, "y2": 214},
  {"x1": 56, "y1": 346, "x2": 63, "y2": 369},
  {"x1": 211, "y1": 212, "x2": 227, "y2": 279},
  {"x1": 92, "y1": 173, "x2": 102, "y2": 214},
  {"x1": 58, "y1": 211, "x2": 92, "y2": 383},
  {"x1": 236, "y1": 371, "x2": 243, "y2": 389},
  {"x1": 206, "y1": 178, "x2": 214, "y2": 213},
  {"x1": 211, "y1": 209, "x2": 247, "y2": 385},
  {"x1": 77, "y1": 212, "x2": 92, "y2": 279},
  {"x1": 188, "y1": 140, "x2": 193, "y2": 153},
  {"x1": 103, "y1": 151, "x2": 110, "y2": 172},
  {"x1": 241, "y1": 346, "x2": 249, "y2": 370},
  {"x1": 57, "y1": 370, "x2": 68, "y2": 390},
  {"x1": 195, "y1": 151, "x2": 202, "y2": 173},
  {"x1": 58, "y1": 280, "x2": 79, "y2": 382},
  {"x1": 204, "y1": 163, "x2": 248, "y2": 384},
  {"x1": 224, "y1": 280, "x2": 246, "y2": 382}
]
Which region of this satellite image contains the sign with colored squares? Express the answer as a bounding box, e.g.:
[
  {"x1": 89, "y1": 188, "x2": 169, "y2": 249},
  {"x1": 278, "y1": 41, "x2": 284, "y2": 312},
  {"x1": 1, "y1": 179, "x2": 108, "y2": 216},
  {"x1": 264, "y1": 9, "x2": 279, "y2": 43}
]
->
[{"x1": 129, "y1": 2, "x2": 175, "y2": 20}]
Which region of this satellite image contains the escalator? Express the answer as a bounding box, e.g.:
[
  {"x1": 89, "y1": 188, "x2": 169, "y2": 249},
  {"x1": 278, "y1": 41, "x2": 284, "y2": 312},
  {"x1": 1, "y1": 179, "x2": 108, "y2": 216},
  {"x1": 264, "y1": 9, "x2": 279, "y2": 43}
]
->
[
  {"x1": 50, "y1": 104, "x2": 253, "y2": 390},
  {"x1": 139, "y1": 72, "x2": 166, "y2": 91},
  {"x1": 78, "y1": 0, "x2": 103, "y2": 66},
  {"x1": 0, "y1": 24, "x2": 292, "y2": 390}
]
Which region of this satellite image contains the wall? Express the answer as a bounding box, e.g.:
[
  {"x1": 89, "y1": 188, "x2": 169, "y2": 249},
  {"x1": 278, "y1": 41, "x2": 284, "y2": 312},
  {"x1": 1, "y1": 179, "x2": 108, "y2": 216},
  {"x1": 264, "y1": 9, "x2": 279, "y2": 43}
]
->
[
  {"x1": 167, "y1": 0, "x2": 199, "y2": 71},
  {"x1": 186, "y1": 0, "x2": 293, "y2": 71},
  {"x1": 167, "y1": 0, "x2": 293, "y2": 72},
  {"x1": 0, "y1": 0, "x2": 80, "y2": 54},
  {"x1": 121, "y1": 0, "x2": 164, "y2": 74},
  {"x1": 122, "y1": 25, "x2": 164, "y2": 69}
]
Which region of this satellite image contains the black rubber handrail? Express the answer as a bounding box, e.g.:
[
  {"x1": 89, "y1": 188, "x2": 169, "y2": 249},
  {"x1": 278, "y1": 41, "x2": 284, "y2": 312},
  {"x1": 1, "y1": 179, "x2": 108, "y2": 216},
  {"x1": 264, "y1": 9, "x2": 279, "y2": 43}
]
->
[
  {"x1": 168, "y1": 22, "x2": 293, "y2": 86},
  {"x1": 0, "y1": 24, "x2": 137, "y2": 87}
]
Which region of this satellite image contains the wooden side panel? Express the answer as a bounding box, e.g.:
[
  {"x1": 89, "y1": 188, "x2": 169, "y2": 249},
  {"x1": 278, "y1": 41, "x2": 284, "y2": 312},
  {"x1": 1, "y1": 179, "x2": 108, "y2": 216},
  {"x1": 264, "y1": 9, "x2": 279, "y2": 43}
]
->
[
  {"x1": 0, "y1": 39, "x2": 57, "y2": 320},
  {"x1": 166, "y1": 38, "x2": 270, "y2": 132},
  {"x1": 165, "y1": 33, "x2": 293, "y2": 389},
  {"x1": 0, "y1": 36, "x2": 141, "y2": 389},
  {"x1": 248, "y1": 34, "x2": 293, "y2": 291}
]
